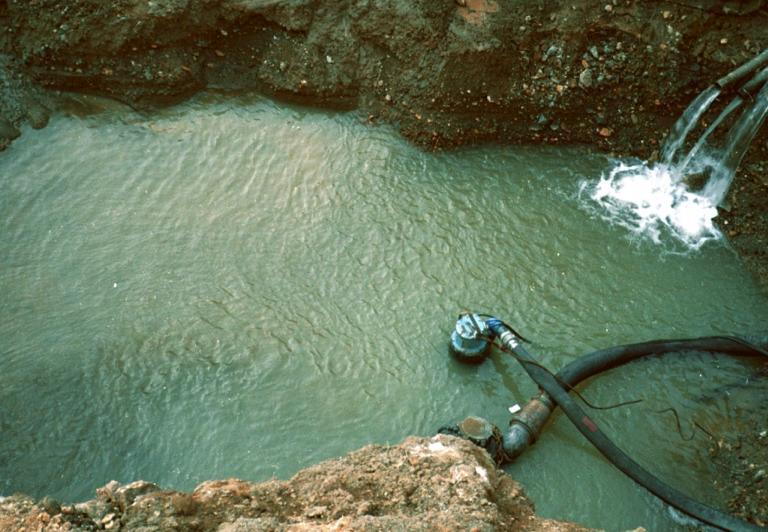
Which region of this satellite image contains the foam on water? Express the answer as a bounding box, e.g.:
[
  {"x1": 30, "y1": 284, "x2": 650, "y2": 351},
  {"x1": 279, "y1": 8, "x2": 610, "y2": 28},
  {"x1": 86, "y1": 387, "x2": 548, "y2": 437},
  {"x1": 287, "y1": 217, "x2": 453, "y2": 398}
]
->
[{"x1": 581, "y1": 161, "x2": 722, "y2": 251}]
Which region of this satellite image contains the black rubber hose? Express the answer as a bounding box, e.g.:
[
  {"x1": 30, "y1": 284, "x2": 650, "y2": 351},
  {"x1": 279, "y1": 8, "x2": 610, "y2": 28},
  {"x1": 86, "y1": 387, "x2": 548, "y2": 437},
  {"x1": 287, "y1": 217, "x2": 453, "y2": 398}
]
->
[
  {"x1": 490, "y1": 323, "x2": 766, "y2": 532},
  {"x1": 558, "y1": 336, "x2": 768, "y2": 388}
]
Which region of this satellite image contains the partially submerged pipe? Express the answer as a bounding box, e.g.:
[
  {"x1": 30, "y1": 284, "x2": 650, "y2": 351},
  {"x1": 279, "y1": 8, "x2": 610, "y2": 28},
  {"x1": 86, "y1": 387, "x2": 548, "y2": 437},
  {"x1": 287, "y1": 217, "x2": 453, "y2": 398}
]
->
[
  {"x1": 503, "y1": 393, "x2": 553, "y2": 460},
  {"x1": 488, "y1": 319, "x2": 766, "y2": 532}
]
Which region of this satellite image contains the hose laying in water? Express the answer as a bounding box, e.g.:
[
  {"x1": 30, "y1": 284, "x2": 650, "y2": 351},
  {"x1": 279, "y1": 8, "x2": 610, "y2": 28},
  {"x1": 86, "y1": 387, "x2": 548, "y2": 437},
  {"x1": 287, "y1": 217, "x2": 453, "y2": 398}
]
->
[
  {"x1": 557, "y1": 335, "x2": 768, "y2": 388},
  {"x1": 487, "y1": 319, "x2": 767, "y2": 532}
]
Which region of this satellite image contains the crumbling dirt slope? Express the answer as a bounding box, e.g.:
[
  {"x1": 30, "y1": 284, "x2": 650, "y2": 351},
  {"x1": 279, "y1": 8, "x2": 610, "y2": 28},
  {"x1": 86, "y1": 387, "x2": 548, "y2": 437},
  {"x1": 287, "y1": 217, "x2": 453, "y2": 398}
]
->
[{"x1": 0, "y1": 435, "x2": 591, "y2": 531}]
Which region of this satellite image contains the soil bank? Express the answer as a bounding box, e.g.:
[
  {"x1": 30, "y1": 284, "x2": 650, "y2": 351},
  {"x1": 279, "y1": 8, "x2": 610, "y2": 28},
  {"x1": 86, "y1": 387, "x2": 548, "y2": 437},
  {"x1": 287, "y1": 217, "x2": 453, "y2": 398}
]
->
[
  {"x1": 0, "y1": 435, "x2": 592, "y2": 531},
  {"x1": 1, "y1": 0, "x2": 766, "y2": 289}
]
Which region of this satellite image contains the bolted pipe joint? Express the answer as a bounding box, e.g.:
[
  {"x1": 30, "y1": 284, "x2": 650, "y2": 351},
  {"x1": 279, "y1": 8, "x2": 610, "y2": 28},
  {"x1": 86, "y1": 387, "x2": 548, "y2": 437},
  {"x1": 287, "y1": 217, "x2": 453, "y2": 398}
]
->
[{"x1": 503, "y1": 394, "x2": 555, "y2": 460}]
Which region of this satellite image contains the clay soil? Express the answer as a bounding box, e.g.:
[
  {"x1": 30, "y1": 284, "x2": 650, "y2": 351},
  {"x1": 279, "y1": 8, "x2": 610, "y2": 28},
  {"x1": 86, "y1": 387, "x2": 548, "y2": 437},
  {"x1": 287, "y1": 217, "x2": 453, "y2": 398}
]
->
[{"x1": 0, "y1": 435, "x2": 591, "y2": 531}]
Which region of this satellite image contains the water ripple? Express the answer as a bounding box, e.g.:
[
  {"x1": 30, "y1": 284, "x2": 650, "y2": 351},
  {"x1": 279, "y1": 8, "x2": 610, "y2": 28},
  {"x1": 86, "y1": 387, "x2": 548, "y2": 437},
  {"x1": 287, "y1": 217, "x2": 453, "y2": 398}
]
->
[{"x1": 0, "y1": 95, "x2": 766, "y2": 530}]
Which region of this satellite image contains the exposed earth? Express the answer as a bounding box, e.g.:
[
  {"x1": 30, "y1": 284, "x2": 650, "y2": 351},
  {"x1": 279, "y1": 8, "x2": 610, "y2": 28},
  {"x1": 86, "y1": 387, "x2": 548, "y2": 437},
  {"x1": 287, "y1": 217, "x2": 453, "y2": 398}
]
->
[
  {"x1": 0, "y1": 435, "x2": 592, "y2": 531},
  {"x1": 1, "y1": 0, "x2": 767, "y2": 529},
  {"x1": 1, "y1": 0, "x2": 766, "y2": 291},
  {"x1": 709, "y1": 405, "x2": 768, "y2": 528}
]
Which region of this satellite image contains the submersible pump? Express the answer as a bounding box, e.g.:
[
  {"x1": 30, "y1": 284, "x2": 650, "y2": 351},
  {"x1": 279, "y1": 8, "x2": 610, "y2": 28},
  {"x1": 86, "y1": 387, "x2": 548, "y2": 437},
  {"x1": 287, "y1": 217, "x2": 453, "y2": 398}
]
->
[{"x1": 444, "y1": 312, "x2": 768, "y2": 532}]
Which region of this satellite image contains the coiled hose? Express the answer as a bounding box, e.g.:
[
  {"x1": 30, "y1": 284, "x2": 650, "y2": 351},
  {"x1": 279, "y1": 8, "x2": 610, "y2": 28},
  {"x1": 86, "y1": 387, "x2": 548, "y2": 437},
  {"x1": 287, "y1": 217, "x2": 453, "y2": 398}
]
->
[{"x1": 487, "y1": 319, "x2": 767, "y2": 532}]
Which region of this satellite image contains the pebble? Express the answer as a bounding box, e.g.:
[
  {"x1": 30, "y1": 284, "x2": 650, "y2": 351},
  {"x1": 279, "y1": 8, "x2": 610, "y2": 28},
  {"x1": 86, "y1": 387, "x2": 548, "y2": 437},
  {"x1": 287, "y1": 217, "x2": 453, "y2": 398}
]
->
[
  {"x1": 26, "y1": 103, "x2": 50, "y2": 130},
  {"x1": 579, "y1": 68, "x2": 593, "y2": 88},
  {"x1": 40, "y1": 497, "x2": 61, "y2": 515},
  {"x1": 0, "y1": 116, "x2": 21, "y2": 141},
  {"x1": 306, "y1": 505, "x2": 327, "y2": 518}
]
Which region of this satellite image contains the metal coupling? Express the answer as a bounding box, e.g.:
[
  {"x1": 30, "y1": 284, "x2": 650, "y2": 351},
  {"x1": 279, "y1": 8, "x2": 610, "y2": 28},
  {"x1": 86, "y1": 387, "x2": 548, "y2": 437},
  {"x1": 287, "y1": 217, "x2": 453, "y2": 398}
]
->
[{"x1": 503, "y1": 393, "x2": 554, "y2": 460}]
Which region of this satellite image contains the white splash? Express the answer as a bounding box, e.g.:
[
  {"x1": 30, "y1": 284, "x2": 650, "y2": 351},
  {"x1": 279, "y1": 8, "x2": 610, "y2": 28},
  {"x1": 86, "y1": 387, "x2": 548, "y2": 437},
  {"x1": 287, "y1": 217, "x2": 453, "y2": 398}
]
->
[
  {"x1": 585, "y1": 67, "x2": 767, "y2": 251},
  {"x1": 581, "y1": 161, "x2": 722, "y2": 251}
]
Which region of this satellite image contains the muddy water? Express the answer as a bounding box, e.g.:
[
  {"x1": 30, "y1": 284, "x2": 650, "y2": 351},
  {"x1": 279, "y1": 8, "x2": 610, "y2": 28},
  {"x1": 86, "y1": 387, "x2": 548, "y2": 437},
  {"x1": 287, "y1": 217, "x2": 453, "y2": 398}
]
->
[{"x1": 1, "y1": 94, "x2": 767, "y2": 530}]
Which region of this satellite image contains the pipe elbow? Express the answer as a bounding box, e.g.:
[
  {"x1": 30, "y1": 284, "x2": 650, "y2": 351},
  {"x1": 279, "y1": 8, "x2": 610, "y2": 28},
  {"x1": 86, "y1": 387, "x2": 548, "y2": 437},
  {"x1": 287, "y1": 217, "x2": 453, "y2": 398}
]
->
[
  {"x1": 503, "y1": 422, "x2": 537, "y2": 460},
  {"x1": 502, "y1": 395, "x2": 554, "y2": 461}
]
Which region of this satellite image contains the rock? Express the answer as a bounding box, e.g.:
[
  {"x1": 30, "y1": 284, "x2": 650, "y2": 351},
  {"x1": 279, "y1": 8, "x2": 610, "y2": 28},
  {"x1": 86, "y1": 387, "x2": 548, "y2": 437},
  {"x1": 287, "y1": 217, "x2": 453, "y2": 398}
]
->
[
  {"x1": 25, "y1": 102, "x2": 50, "y2": 129},
  {"x1": 39, "y1": 496, "x2": 61, "y2": 516},
  {"x1": 218, "y1": 517, "x2": 283, "y2": 531},
  {"x1": 579, "y1": 69, "x2": 593, "y2": 88},
  {"x1": 0, "y1": 436, "x2": 591, "y2": 531},
  {"x1": 305, "y1": 505, "x2": 327, "y2": 518},
  {"x1": 0, "y1": 116, "x2": 21, "y2": 142},
  {"x1": 112, "y1": 480, "x2": 161, "y2": 512}
]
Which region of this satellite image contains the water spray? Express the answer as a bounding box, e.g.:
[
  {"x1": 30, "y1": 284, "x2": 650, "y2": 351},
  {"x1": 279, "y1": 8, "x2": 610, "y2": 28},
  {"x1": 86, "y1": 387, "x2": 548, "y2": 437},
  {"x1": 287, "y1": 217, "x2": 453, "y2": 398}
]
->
[{"x1": 589, "y1": 49, "x2": 768, "y2": 247}]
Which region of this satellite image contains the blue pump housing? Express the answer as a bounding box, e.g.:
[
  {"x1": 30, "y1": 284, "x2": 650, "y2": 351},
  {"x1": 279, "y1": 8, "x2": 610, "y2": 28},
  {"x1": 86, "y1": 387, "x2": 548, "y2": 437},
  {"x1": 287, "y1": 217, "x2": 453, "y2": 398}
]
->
[{"x1": 449, "y1": 313, "x2": 491, "y2": 363}]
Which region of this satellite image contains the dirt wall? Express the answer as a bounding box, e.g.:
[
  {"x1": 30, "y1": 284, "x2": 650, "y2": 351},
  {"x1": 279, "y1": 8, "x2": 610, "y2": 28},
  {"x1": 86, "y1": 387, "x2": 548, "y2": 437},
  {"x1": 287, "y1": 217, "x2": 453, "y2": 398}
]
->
[{"x1": 0, "y1": 435, "x2": 592, "y2": 531}]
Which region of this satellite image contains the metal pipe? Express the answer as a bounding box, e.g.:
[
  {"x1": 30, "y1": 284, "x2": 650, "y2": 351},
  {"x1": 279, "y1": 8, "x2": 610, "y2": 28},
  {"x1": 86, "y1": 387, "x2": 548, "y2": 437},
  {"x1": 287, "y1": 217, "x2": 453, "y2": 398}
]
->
[
  {"x1": 502, "y1": 393, "x2": 553, "y2": 459},
  {"x1": 715, "y1": 48, "x2": 768, "y2": 89},
  {"x1": 739, "y1": 65, "x2": 768, "y2": 100}
]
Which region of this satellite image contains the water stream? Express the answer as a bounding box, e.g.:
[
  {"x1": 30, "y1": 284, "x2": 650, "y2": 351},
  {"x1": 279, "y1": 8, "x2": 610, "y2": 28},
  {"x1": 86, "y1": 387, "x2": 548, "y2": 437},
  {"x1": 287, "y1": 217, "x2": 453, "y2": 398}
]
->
[
  {"x1": 1, "y1": 94, "x2": 767, "y2": 530},
  {"x1": 587, "y1": 70, "x2": 768, "y2": 252}
]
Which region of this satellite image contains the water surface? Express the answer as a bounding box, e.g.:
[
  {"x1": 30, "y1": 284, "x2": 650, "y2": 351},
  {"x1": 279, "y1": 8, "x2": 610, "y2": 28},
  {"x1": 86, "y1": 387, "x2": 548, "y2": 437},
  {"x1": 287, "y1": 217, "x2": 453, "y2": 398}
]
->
[{"x1": 1, "y1": 94, "x2": 766, "y2": 530}]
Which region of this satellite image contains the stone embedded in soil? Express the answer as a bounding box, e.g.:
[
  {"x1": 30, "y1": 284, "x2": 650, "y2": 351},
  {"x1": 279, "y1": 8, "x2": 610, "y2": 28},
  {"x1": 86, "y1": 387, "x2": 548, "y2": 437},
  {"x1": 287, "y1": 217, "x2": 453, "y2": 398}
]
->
[
  {"x1": 709, "y1": 415, "x2": 768, "y2": 527},
  {"x1": 0, "y1": 116, "x2": 21, "y2": 142},
  {"x1": 0, "y1": 435, "x2": 592, "y2": 531}
]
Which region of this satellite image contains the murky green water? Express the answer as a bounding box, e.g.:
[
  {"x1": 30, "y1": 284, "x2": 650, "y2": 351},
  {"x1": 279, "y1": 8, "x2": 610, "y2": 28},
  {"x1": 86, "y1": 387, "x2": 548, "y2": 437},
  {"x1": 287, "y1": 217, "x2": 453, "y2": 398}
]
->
[{"x1": 1, "y1": 94, "x2": 767, "y2": 530}]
